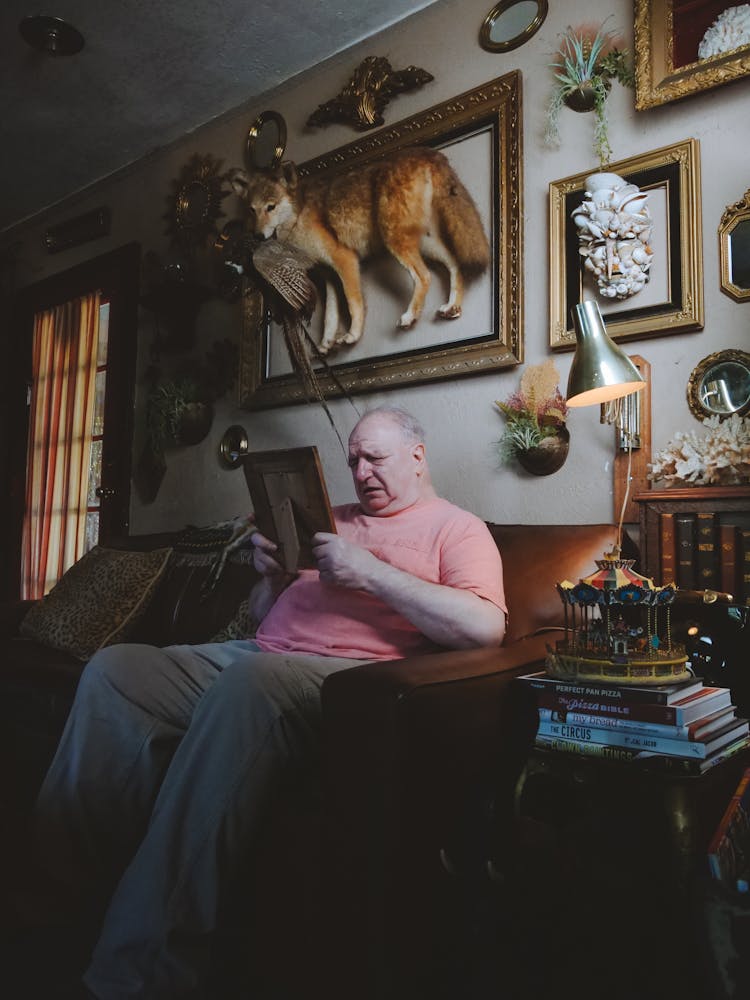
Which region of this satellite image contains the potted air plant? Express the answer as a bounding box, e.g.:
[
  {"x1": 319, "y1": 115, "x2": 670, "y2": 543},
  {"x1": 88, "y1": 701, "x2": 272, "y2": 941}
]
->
[
  {"x1": 544, "y1": 22, "x2": 634, "y2": 167},
  {"x1": 495, "y1": 360, "x2": 570, "y2": 476}
]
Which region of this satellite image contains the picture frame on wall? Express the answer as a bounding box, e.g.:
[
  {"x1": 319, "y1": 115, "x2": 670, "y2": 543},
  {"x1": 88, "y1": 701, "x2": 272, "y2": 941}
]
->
[
  {"x1": 238, "y1": 70, "x2": 523, "y2": 411},
  {"x1": 634, "y1": 0, "x2": 750, "y2": 110},
  {"x1": 548, "y1": 138, "x2": 704, "y2": 351}
]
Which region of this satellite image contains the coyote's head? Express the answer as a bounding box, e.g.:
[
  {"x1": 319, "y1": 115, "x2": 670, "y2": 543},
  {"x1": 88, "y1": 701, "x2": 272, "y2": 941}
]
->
[{"x1": 230, "y1": 163, "x2": 299, "y2": 240}]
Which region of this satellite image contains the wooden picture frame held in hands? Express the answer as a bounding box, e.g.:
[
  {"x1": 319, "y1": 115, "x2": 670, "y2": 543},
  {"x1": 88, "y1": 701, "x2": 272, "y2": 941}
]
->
[{"x1": 242, "y1": 447, "x2": 336, "y2": 573}]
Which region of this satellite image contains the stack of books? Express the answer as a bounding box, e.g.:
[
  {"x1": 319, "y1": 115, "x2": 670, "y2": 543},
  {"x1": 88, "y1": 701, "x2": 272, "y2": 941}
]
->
[{"x1": 518, "y1": 670, "x2": 750, "y2": 774}]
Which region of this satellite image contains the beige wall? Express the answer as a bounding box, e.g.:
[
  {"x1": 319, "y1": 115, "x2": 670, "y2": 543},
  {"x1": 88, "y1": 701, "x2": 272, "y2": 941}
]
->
[{"x1": 7, "y1": 0, "x2": 748, "y2": 532}]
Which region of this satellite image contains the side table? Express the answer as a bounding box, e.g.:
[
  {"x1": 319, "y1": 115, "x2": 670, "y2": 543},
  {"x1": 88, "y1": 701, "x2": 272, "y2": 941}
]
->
[{"x1": 513, "y1": 745, "x2": 750, "y2": 1000}]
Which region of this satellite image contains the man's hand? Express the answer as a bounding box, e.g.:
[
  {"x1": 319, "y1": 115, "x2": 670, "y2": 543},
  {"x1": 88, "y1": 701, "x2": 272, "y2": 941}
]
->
[
  {"x1": 249, "y1": 530, "x2": 288, "y2": 580},
  {"x1": 311, "y1": 532, "x2": 381, "y2": 590},
  {"x1": 247, "y1": 528, "x2": 297, "y2": 624}
]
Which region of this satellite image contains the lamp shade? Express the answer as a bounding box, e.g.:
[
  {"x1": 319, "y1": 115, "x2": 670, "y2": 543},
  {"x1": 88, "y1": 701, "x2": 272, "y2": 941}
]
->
[{"x1": 566, "y1": 300, "x2": 645, "y2": 407}]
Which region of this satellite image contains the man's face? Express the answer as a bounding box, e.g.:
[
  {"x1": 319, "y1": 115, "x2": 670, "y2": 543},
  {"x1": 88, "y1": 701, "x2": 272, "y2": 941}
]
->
[{"x1": 347, "y1": 416, "x2": 425, "y2": 516}]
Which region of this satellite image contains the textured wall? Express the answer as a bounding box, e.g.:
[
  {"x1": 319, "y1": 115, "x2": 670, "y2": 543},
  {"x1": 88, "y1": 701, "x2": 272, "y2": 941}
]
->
[{"x1": 10, "y1": 0, "x2": 748, "y2": 532}]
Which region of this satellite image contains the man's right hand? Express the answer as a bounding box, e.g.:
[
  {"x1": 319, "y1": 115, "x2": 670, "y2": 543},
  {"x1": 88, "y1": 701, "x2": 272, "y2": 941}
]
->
[{"x1": 249, "y1": 531, "x2": 288, "y2": 580}]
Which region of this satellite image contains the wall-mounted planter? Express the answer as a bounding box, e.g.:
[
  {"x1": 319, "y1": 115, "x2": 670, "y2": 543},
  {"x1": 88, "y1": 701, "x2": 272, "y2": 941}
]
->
[{"x1": 516, "y1": 426, "x2": 570, "y2": 476}]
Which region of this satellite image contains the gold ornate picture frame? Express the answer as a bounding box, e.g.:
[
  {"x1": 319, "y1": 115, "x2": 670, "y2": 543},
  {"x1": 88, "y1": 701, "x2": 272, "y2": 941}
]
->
[
  {"x1": 634, "y1": 0, "x2": 750, "y2": 110},
  {"x1": 549, "y1": 138, "x2": 703, "y2": 350},
  {"x1": 238, "y1": 71, "x2": 523, "y2": 411}
]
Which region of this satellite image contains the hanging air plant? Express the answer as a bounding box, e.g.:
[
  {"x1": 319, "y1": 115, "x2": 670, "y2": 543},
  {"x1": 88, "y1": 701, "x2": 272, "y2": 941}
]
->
[{"x1": 544, "y1": 22, "x2": 634, "y2": 168}]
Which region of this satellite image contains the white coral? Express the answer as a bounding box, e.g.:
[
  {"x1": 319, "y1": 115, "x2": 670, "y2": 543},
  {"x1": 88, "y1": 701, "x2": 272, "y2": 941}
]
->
[
  {"x1": 698, "y1": 5, "x2": 750, "y2": 60},
  {"x1": 648, "y1": 414, "x2": 750, "y2": 487}
]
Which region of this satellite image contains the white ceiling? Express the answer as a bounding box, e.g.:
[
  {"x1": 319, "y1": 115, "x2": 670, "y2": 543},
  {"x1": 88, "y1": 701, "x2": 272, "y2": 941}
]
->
[{"x1": 0, "y1": 0, "x2": 442, "y2": 234}]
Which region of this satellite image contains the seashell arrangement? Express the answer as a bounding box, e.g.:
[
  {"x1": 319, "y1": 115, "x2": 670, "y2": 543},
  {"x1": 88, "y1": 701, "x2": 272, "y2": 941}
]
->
[
  {"x1": 698, "y1": 4, "x2": 750, "y2": 60},
  {"x1": 572, "y1": 172, "x2": 654, "y2": 300},
  {"x1": 648, "y1": 413, "x2": 750, "y2": 487}
]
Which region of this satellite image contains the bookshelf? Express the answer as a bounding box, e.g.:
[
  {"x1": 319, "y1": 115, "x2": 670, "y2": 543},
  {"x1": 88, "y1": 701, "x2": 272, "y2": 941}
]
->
[{"x1": 634, "y1": 486, "x2": 750, "y2": 590}]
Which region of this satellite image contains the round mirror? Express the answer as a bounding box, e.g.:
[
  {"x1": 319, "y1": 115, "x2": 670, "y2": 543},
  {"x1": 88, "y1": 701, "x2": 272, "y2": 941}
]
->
[
  {"x1": 246, "y1": 110, "x2": 287, "y2": 171},
  {"x1": 687, "y1": 349, "x2": 750, "y2": 420},
  {"x1": 719, "y1": 188, "x2": 750, "y2": 302},
  {"x1": 218, "y1": 425, "x2": 249, "y2": 469},
  {"x1": 479, "y1": 0, "x2": 547, "y2": 53}
]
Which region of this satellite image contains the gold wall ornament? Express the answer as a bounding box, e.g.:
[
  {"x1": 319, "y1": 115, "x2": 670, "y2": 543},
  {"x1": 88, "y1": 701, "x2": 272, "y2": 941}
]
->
[
  {"x1": 634, "y1": 0, "x2": 750, "y2": 110},
  {"x1": 164, "y1": 153, "x2": 229, "y2": 250},
  {"x1": 245, "y1": 110, "x2": 287, "y2": 170},
  {"x1": 719, "y1": 188, "x2": 750, "y2": 302},
  {"x1": 306, "y1": 56, "x2": 433, "y2": 131}
]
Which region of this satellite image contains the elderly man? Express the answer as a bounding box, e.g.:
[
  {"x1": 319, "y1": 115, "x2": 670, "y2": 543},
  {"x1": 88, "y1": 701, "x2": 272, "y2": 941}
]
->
[{"x1": 34, "y1": 405, "x2": 506, "y2": 999}]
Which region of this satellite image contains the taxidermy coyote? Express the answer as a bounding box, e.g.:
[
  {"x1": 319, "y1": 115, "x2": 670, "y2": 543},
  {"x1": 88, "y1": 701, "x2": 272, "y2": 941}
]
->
[{"x1": 230, "y1": 146, "x2": 490, "y2": 354}]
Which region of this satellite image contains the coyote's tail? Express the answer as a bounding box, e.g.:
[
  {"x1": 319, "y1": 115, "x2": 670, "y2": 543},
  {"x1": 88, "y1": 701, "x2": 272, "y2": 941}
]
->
[{"x1": 433, "y1": 159, "x2": 491, "y2": 274}]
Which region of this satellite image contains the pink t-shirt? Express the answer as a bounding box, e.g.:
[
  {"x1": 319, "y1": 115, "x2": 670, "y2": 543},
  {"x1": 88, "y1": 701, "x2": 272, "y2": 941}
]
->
[{"x1": 254, "y1": 497, "x2": 505, "y2": 660}]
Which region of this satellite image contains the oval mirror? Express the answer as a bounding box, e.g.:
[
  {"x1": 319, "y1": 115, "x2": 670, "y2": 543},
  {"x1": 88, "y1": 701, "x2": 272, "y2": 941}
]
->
[
  {"x1": 479, "y1": 0, "x2": 547, "y2": 53},
  {"x1": 687, "y1": 349, "x2": 750, "y2": 420},
  {"x1": 218, "y1": 425, "x2": 249, "y2": 469},
  {"x1": 246, "y1": 110, "x2": 287, "y2": 171},
  {"x1": 719, "y1": 188, "x2": 750, "y2": 302}
]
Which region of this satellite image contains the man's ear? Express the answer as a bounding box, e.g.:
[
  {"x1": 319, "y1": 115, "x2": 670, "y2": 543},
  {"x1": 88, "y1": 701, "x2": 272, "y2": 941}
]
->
[{"x1": 412, "y1": 442, "x2": 426, "y2": 472}]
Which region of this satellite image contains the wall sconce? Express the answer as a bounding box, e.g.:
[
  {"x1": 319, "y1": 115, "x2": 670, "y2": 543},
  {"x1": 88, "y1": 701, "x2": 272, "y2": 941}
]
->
[{"x1": 218, "y1": 425, "x2": 249, "y2": 469}]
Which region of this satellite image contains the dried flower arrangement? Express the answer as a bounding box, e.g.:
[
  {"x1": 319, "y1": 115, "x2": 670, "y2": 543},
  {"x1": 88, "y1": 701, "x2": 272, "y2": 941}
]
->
[
  {"x1": 544, "y1": 22, "x2": 634, "y2": 167},
  {"x1": 495, "y1": 360, "x2": 569, "y2": 464},
  {"x1": 648, "y1": 413, "x2": 750, "y2": 487}
]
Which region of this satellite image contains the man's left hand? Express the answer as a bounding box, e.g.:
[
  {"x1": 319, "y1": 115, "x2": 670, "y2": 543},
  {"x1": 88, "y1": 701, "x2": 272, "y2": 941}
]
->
[{"x1": 311, "y1": 532, "x2": 380, "y2": 590}]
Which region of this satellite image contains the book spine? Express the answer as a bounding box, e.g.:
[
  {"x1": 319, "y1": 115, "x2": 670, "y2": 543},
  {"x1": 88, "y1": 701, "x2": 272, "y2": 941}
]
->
[
  {"x1": 696, "y1": 512, "x2": 720, "y2": 590},
  {"x1": 676, "y1": 513, "x2": 696, "y2": 589},
  {"x1": 537, "y1": 720, "x2": 712, "y2": 757},
  {"x1": 659, "y1": 512, "x2": 676, "y2": 585},
  {"x1": 535, "y1": 734, "x2": 750, "y2": 775},
  {"x1": 532, "y1": 689, "x2": 680, "y2": 723},
  {"x1": 518, "y1": 675, "x2": 692, "y2": 706},
  {"x1": 537, "y1": 707, "x2": 731, "y2": 740},
  {"x1": 720, "y1": 524, "x2": 741, "y2": 598},
  {"x1": 742, "y1": 528, "x2": 750, "y2": 605}
]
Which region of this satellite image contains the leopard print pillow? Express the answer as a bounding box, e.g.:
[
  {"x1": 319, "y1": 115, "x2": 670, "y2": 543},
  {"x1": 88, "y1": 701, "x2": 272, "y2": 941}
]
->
[{"x1": 20, "y1": 545, "x2": 173, "y2": 660}]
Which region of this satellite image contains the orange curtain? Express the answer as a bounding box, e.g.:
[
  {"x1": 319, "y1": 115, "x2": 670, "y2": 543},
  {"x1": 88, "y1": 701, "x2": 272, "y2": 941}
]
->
[{"x1": 21, "y1": 292, "x2": 101, "y2": 599}]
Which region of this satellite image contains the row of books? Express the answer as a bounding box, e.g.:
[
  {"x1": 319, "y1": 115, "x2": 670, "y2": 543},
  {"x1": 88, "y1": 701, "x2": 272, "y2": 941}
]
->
[
  {"x1": 660, "y1": 511, "x2": 750, "y2": 598},
  {"x1": 519, "y1": 670, "x2": 750, "y2": 775}
]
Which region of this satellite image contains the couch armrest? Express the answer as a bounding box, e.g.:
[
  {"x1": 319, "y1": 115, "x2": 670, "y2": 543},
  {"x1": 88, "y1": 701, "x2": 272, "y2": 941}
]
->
[
  {"x1": 320, "y1": 637, "x2": 547, "y2": 998},
  {"x1": 0, "y1": 600, "x2": 36, "y2": 638}
]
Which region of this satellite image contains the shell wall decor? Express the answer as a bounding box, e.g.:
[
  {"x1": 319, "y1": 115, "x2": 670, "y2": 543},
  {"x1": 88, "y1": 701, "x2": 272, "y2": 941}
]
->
[{"x1": 572, "y1": 172, "x2": 654, "y2": 300}]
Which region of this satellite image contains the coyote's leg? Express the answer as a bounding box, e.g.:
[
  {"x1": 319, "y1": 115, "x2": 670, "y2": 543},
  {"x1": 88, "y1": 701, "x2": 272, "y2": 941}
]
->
[
  {"x1": 318, "y1": 277, "x2": 341, "y2": 355},
  {"x1": 329, "y1": 246, "x2": 365, "y2": 345},
  {"x1": 387, "y1": 242, "x2": 431, "y2": 329},
  {"x1": 421, "y1": 234, "x2": 464, "y2": 320}
]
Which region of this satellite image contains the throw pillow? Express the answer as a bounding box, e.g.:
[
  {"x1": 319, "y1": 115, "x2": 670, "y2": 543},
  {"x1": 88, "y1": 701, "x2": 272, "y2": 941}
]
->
[
  {"x1": 20, "y1": 545, "x2": 173, "y2": 660},
  {"x1": 210, "y1": 597, "x2": 257, "y2": 642}
]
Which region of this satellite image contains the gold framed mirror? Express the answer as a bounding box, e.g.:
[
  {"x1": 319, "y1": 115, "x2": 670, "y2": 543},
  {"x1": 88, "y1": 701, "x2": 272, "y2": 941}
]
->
[
  {"x1": 687, "y1": 349, "x2": 750, "y2": 420},
  {"x1": 218, "y1": 425, "x2": 249, "y2": 468},
  {"x1": 479, "y1": 0, "x2": 547, "y2": 53},
  {"x1": 246, "y1": 110, "x2": 287, "y2": 170},
  {"x1": 165, "y1": 153, "x2": 228, "y2": 248},
  {"x1": 719, "y1": 188, "x2": 750, "y2": 302}
]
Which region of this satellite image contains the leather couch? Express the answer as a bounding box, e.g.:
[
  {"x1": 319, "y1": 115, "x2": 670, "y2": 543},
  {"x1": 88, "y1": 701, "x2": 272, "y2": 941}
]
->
[{"x1": 0, "y1": 521, "x2": 630, "y2": 998}]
